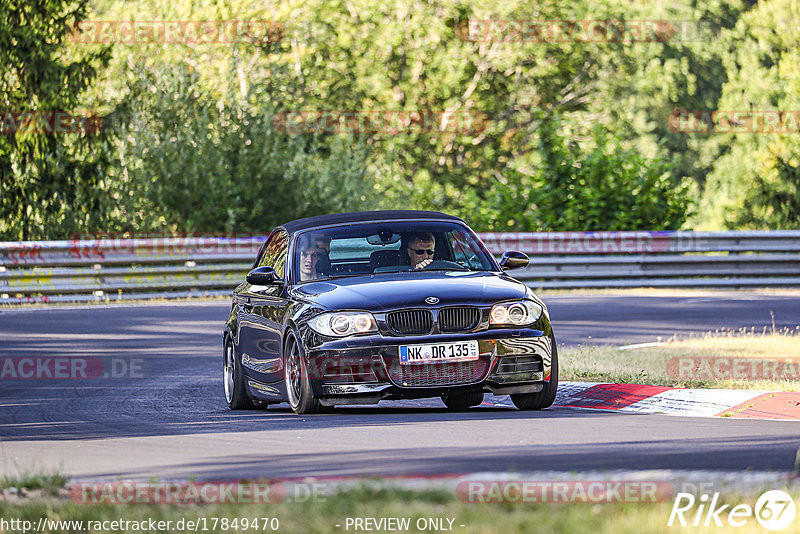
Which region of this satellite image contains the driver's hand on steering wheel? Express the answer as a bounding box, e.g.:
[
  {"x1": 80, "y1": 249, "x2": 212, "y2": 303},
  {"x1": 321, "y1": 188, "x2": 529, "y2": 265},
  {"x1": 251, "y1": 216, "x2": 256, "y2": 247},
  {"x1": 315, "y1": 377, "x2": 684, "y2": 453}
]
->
[{"x1": 415, "y1": 258, "x2": 433, "y2": 269}]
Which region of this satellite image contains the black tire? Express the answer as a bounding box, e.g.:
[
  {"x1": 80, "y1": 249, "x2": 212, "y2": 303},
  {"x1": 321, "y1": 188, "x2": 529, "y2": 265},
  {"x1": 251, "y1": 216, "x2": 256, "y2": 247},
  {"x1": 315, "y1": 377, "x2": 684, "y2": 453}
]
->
[
  {"x1": 284, "y1": 331, "x2": 323, "y2": 414},
  {"x1": 441, "y1": 391, "x2": 484, "y2": 411},
  {"x1": 224, "y1": 336, "x2": 253, "y2": 410},
  {"x1": 511, "y1": 337, "x2": 559, "y2": 410}
]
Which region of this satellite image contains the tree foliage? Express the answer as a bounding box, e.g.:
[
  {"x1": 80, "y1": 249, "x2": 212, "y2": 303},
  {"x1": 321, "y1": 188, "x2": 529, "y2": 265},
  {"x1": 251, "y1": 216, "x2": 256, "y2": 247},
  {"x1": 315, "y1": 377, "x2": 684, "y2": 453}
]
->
[
  {"x1": 696, "y1": 0, "x2": 800, "y2": 229},
  {"x1": 390, "y1": 120, "x2": 689, "y2": 231},
  {"x1": 0, "y1": 0, "x2": 111, "y2": 240},
  {"x1": 104, "y1": 64, "x2": 373, "y2": 234},
  {"x1": 6, "y1": 0, "x2": 793, "y2": 238}
]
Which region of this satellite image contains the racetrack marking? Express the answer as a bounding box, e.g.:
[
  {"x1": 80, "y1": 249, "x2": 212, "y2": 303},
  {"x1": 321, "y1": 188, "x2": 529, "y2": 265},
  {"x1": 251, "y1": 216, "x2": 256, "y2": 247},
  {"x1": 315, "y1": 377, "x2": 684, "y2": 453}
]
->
[
  {"x1": 549, "y1": 381, "x2": 796, "y2": 421},
  {"x1": 618, "y1": 341, "x2": 668, "y2": 350},
  {"x1": 717, "y1": 392, "x2": 800, "y2": 420},
  {"x1": 553, "y1": 381, "x2": 602, "y2": 405},
  {"x1": 623, "y1": 388, "x2": 768, "y2": 417},
  {"x1": 557, "y1": 383, "x2": 674, "y2": 410}
]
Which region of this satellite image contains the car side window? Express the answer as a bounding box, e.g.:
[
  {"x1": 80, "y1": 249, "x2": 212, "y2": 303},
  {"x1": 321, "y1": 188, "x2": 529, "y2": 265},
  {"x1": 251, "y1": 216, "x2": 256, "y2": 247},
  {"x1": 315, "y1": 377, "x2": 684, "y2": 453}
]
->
[
  {"x1": 449, "y1": 230, "x2": 491, "y2": 270},
  {"x1": 257, "y1": 231, "x2": 288, "y2": 278}
]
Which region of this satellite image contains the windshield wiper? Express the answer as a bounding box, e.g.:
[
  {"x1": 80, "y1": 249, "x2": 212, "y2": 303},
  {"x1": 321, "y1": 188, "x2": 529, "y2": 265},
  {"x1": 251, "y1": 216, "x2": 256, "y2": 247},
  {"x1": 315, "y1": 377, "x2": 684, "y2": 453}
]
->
[{"x1": 321, "y1": 273, "x2": 362, "y2": 280}]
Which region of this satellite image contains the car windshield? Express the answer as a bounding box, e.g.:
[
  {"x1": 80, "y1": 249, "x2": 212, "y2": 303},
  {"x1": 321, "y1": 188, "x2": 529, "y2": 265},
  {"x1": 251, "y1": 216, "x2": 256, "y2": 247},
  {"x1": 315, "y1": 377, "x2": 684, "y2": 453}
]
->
[{"x1": 293, "y1": 221, "x2": 496, "y2": 283}]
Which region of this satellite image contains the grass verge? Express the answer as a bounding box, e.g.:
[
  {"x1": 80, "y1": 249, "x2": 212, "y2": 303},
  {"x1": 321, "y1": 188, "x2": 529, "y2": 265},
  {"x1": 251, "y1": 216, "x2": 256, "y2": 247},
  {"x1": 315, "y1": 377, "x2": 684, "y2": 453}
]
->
[
  {"x1": 2, "y1": 485, "x2": 798, "y2": 534},
  {"x1": 0, "y1": 471, "x2": 68, "y2": 494},
  {"x1": 561, "y1": 328, "x2": 800, "y2": 391}
]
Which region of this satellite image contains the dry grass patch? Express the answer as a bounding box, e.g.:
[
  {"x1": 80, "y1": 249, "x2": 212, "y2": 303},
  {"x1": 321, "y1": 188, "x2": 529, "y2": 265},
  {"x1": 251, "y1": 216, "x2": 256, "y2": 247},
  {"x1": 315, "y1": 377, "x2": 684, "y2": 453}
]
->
[{"x1": 561, "y1": 327, "x2": 800, "y2": 391}]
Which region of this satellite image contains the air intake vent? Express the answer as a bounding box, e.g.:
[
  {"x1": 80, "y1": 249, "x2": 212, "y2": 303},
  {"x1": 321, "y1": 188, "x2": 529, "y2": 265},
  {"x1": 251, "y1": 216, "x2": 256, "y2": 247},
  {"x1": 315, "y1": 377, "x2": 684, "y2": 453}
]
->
[
  {"x1": 438, "y1": 307, "x2": 481, "y2": 332},
  {"x1": 496, "y1": 355, "x2": 543, "y2": 375},
  {"x1": 387, "y1": 359, "x2": 489, "y2": 387},
  {"x1": 387, "y1": 309, "x2": 433, "y2": 335}
]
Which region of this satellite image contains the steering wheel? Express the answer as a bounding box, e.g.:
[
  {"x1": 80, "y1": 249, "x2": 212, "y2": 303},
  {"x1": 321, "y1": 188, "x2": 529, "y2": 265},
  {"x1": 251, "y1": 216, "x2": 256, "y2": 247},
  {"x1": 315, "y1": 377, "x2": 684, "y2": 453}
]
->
[{"x1": 422, "y1": 259, "x2": 464, "y2": 270}]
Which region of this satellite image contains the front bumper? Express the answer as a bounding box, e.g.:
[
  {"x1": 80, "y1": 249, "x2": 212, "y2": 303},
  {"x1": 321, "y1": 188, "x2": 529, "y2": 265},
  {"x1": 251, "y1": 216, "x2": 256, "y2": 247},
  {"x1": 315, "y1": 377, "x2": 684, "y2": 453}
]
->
[{"x1": 302, "y1": 329, "x2": 553, "y2": 405}]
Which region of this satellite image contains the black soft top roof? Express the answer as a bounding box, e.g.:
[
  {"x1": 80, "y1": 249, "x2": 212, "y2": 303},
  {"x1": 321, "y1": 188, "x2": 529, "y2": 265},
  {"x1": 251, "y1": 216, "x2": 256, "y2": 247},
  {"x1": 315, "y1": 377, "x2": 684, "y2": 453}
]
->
[{"x1": 278, "y1": 210, "x2": 465, "y2": 234}]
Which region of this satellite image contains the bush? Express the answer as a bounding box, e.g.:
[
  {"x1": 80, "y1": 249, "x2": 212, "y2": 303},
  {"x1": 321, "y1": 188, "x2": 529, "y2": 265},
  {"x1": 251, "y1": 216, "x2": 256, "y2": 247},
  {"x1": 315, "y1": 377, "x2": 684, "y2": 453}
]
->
[{"x1": 105, "y1": 64, "x2": 376, "y2": 234}]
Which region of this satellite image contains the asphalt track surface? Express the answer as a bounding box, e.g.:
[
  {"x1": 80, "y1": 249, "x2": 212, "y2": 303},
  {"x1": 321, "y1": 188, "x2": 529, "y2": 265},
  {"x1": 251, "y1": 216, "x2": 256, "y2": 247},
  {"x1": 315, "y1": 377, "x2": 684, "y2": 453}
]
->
[{"x1": 1, "y1": 292, "x2": 799, "y2": 481}]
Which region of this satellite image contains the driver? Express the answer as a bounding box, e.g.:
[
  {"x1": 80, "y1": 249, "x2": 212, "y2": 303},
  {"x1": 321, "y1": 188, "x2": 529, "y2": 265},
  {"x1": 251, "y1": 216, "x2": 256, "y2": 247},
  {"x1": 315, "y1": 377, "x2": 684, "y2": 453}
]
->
[{"x1": 401, "y1": 232, "x2": 435, "y2": 269}]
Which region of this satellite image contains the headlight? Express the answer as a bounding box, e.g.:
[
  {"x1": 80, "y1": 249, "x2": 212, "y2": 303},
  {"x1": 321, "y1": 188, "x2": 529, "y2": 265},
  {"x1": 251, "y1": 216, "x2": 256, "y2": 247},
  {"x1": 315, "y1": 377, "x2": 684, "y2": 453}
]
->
[
  {"x1": 307, "y1": 312, "x2": 378, "y2": 337},
  {"x1": 489, "y1": 300, "x2": 543, "y2": 326}
]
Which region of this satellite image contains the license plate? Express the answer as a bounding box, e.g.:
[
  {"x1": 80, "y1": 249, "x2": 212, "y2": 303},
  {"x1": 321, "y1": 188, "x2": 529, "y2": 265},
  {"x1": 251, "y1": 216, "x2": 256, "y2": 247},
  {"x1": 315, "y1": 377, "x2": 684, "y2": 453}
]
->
[{"x1": 399, "y1": 340, "x2": 479, "y2": 365}]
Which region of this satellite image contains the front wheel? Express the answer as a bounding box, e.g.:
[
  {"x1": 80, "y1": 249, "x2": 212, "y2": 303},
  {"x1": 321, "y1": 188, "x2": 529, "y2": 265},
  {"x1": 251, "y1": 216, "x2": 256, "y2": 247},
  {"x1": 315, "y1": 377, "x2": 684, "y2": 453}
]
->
[
  {"x1": 224, "y1": 336, "x2": 253, "y2": 410},
  {"x1": 511, "y1": 337, "x2": 559, "y2": 410},
  {"x1": 284, "y1": 331, "x2": 323, "y2": 414}
]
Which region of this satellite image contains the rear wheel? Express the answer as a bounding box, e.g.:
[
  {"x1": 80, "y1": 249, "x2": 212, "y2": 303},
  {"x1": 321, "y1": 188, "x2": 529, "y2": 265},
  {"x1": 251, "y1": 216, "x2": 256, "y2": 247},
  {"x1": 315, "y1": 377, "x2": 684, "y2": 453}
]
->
[
  {"x1": 511, "y1": 337, "x2": 559, "y2": 410},
  {"x1": 441, "y1": 391, "x2": 484, "y2": 411},
  {"x1": 224, "y1": 336, "x2": 253, "y2": 410},
  {"x1": 284, "y1": 331, "x2": 323, "y2": 414}
]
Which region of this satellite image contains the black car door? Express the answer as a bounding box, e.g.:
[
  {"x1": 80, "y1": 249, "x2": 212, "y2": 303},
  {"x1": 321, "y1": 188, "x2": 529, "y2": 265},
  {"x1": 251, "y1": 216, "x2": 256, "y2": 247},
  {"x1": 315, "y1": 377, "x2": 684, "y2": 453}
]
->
[{"x1": 238, "y1": 230, "x2": 290, "y2": 387}]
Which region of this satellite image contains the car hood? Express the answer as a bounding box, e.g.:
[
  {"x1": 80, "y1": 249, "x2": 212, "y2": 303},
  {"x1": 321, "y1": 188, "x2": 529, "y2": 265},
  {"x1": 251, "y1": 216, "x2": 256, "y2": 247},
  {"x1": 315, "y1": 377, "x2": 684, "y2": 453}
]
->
[{"x1": 290, "y1": 271, "x2": 530, "y2": 312}]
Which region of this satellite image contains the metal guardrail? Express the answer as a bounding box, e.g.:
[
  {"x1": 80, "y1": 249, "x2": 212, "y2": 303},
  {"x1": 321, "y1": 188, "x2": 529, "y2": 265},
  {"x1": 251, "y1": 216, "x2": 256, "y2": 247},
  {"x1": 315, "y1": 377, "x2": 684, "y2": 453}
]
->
[
  {"x1": 0, "y1": 238, "x2": 260, "y2": 304},
  {"x1": 1, "y1": 231, "x2": 799, "y2": 304},
  {"x1": 481, "y1": 230, "x2": 800, "y2": 289}
]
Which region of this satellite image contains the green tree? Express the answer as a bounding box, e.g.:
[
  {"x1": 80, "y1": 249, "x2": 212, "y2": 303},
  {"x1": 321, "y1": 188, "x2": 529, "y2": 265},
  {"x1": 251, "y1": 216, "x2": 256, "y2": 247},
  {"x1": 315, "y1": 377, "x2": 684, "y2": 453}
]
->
[
  {"x1": 49, "y1": 0, "x2": 749, "y2": 234},
  {"x1": 737, "y1": 150, "x2": 800, "y2": 228},
  {"x1": 696, "y1": 0, "x2": 800, "y2": 228},
  {"x1": 529, "y1": 122, "x2": 689, "y2": 231},
  {"x1": 430, "y1": 120, "x2": 690, "y2": 231},
  {"x1": 274, "y1": 0, "x2": 732, "y2": 229},
  {"x1": 0, "y1": 0, "x2": 111, "y2": 240},
  {"x1": 284, "y1": 0, "x2": 623, "y2": 210},
  {"x1": 106, "y1": 64, "x2": 374, "y2": 234}
]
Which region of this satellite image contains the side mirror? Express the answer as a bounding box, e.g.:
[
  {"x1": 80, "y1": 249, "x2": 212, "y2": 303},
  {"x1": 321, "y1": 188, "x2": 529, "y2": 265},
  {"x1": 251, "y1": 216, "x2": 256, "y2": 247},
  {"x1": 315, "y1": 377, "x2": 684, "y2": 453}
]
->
[
  {"x1": 499, "y1": 250, "x2": 529, "y2": 270},
  {"x1": 246, "y1": 266, "x2": 280, "y2": 285}
]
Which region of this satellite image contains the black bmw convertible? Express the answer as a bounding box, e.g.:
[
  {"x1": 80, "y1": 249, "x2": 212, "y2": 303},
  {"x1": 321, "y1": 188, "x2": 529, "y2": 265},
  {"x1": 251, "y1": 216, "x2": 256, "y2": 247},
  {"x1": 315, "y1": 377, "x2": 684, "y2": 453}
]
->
[{"x1": 223, "y1": 210, "x2": 558, "y2": 414}]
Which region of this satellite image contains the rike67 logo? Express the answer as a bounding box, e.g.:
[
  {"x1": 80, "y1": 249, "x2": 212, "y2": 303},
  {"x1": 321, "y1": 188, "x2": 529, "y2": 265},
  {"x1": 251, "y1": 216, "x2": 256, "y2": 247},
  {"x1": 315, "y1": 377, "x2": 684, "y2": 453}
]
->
[{"x1": 668, "y1": 490, "x2": 796, "y2": 531}]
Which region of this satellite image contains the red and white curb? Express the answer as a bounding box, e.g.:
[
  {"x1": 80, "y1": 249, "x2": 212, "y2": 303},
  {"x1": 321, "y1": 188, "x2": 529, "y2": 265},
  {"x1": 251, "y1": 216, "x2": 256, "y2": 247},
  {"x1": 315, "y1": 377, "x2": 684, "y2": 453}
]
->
[
  {"x1": 483, "y1": 382, "x2": 800, "y2": 420},
  {"x1": 552, "y1": 382, "x2": 800, "y2": 420}
]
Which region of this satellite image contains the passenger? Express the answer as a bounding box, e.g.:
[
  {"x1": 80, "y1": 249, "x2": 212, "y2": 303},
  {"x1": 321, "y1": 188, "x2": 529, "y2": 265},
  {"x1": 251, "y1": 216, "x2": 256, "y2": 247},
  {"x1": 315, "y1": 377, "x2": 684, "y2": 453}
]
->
[
  {"x1": 400, "y1": 232, "x2": 435, "y2": 269},
  {"x1": 297, "y1": 236, "x2": 323, "y2": 282}
]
